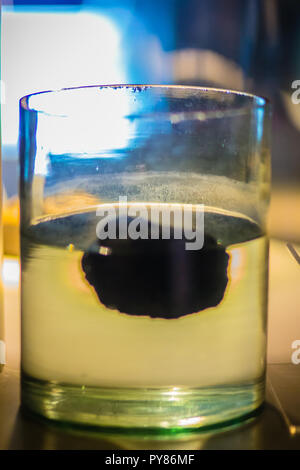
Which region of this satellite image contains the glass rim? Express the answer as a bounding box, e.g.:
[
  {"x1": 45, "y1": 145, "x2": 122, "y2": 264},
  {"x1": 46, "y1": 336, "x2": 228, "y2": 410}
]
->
[{"x1": 19, "y1": 84, "x2": 270, "y2": 120}]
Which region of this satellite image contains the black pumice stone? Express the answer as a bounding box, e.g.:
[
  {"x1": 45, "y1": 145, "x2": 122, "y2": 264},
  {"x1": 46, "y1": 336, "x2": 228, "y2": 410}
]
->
[{"x1": 81, "y1": 232, "x2": 229, "y2": 319}]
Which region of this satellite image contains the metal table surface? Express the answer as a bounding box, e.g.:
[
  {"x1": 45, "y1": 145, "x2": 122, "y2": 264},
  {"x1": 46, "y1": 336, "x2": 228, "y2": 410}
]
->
[{"x1": 0, "y1": 365, "x2": 299, "y2": 450}]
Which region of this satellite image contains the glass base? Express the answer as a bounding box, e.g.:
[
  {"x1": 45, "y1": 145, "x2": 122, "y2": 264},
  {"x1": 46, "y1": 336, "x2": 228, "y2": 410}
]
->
[{"x1": 21, "y1": 374, "x2": 265, "y2": 433}]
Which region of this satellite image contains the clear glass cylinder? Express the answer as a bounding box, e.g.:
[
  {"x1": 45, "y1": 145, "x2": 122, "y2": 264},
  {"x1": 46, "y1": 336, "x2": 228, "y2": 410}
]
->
[{"x1": 19, "y1": 85, "x2": 271, "y2": 432}]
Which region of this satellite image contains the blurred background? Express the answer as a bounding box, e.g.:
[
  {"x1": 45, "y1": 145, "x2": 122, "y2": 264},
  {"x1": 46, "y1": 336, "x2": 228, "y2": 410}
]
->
[{"x1": 1, "y1": 0, "x2": 300, "y2": 365}]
